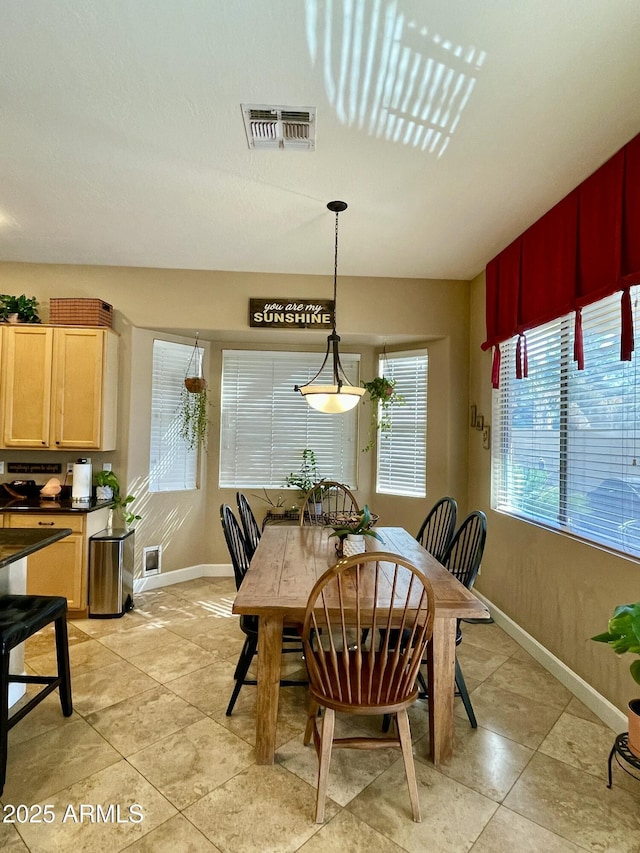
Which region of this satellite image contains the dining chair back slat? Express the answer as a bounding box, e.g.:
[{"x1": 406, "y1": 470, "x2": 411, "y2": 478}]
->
[
  {"x1": 416, "y1": 496, "x2": 457, "y2": 563},
  {"x1": 299, "y1": 480, "x2": 359, "y2": 526},
  {"x1": 236, "y1": 492, "x2": 261, "y2": 560}
]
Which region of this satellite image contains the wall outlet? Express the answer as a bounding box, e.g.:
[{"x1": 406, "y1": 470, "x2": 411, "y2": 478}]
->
[
  {"x1": 143, "y1": 545, "x2": 162, "y2": 576},
  {"x1": 66, "y1": 462, "x2": 74, "y2": 474},
  {"x1": 0, "y1": 461, "x2": 4, "y2": 475},
  {"x1": 102, "y1": 463, "x2": 112, "y2": 472}
]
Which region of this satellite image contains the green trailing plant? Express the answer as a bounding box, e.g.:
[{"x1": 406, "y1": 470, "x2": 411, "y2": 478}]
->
[
  {"x1": 328, "y1": 504, "x2": 383, "y2": 543},
  {"x1": 94, "y1": 470, "x2": 141, "y2": 525},
  {"x1": 0, "y1": 294, "x2": 41, "y2": 323},
  {"x1": 179, "y1": 384, "x2": 210, "y2": 451},
  {"x1": 592, "y1": 602, "x2": 640, "y2": 686},
  {"x1": 362, "y1": 376, "x2": 404, "y2": 452},
  {"x1": 284, "y1": 449, "x2": 325, "y2": 501}
]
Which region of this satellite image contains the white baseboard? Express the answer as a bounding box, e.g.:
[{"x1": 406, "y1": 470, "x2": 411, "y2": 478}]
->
[
  {"x1": 475, "y1": 592, "x2": 627, "y2": 732},
  {"x1": 134, "y1": 564, "x2": 233, "y2": 593}
]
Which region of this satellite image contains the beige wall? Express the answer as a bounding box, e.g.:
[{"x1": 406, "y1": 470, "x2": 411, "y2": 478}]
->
[
  {"x1": 468, "y1": 271, "x2": 639, "y2": 713},
  {"x1": 0, "y1": 262, "x2": 470, "y2": 572}
]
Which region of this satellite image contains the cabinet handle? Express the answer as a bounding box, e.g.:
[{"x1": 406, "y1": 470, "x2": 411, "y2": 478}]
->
[{"x1": 38, "y1": 521, "x2": 55, "y2": 526}]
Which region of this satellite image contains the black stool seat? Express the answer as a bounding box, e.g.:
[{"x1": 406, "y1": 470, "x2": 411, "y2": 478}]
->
[
  {"x1": 0, "y1": 594, "x2": 72, "y2": 795},
  {"x1": 0, "y1": 595, "x2": 68, "y2": 654}
]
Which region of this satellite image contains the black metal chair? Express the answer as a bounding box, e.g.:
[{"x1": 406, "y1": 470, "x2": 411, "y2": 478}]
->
[
  {"x1": 236, "y1": 492, "x2": 261, "y2": 561},
  {"x1": 220, "y1": 504, "x2": 306, "y2": 716},
  {"x1": 0, "y1": 595, "x2": 72, "y2": 794},
  {"x1": 299, "y1": 480, "x2": 359, "y2": 526},
  {"x1": 416, "y1": 496, "x2": 457, "y2": 563}
]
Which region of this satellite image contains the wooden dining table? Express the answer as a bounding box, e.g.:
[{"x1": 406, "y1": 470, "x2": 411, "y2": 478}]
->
[{"x1": 232, "y1": 524, "x2": 490, "y2": 766}]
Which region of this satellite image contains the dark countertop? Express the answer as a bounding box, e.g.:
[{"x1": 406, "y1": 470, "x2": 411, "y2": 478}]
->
[
  {"x1": 0, "y1": 497, "x2": 114, "y2": 513},
  {"x1": 0, "y1": 528, "x2": 73, "y2": 568}
]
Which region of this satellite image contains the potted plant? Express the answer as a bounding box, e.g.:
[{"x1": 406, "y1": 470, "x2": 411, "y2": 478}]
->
[
  {"x1": 95, "y1": 470, "x2": 141, "y2": 527},
  {"x1": 0, "y1": 294, "x2": 41, "y2": 323},
  {"x1": 179, "y1": 383, "x2": 210, "y2": 451},
  {"x1": 362, "y1": 376, "x2": 404, "y2": 452},
  {"x1": 592, "y1": 602, "x2": 640, "y2": 757},
  {"x1": 284, "y1": 449, "x2": 325, "y2": 509},
  {"x1": 328, "y1": 504, "x2": 383, "y2": 557},
  {"x1": 252, "y1": 488, "x2": 286, "y2": 515}
]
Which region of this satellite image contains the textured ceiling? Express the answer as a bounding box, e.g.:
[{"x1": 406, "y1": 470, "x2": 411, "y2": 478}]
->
[{"x1": 1, "y1": 0, "x2": 640, "y2": 281}]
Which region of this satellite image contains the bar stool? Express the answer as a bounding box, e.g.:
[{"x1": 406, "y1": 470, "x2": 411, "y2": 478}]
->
[{"x1": 0, "y1": 595, "x2": 72, "y2": 795}]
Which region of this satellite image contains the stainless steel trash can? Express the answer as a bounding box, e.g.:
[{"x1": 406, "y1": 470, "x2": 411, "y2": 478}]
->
[{"x1": 89, "y1": 528, "x2": 134, "y2": 618}]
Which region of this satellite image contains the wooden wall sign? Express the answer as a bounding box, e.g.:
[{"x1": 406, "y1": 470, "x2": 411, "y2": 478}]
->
[
  {"x1": 249, "y1": 299, "x2": 334, "y2": 329},
  {"x1": 7, "y1": 463, "x2": 62, "y2": 474}
]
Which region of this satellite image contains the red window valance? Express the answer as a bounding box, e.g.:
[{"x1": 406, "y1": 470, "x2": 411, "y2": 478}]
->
[{"x1": 483, "y1": 132, "x2": 640, "y2": 385}]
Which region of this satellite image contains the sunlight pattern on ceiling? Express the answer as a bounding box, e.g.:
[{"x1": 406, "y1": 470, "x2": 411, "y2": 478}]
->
[{"x1": 305, "y1": 0, "x2": 486, "y2": 156}]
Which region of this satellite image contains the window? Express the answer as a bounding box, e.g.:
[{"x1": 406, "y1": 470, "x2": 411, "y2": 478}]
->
[
  {"x1": 376, "y1": 351, "x2": 428, "y2": 497},
  {"x1": 149, "y1": 339, "x2": 200, "y2": 492},
  {"x1": 493, "y1": 287, "x2": 640, "y2": 558},
  {"x1": 220, "y1": 350, "x2": 359, "y2": 489}
]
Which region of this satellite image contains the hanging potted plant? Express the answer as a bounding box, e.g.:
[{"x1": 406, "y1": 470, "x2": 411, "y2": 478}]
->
[
  {"x1": 180, "y1": 335, "x2": 210, "y2": 451},
  {"x1": 591, "y1": 602, "x2": 640, "y2": 757},
  {"x1": 361, "y1": 376, "x2": 404, "y2": 452}
]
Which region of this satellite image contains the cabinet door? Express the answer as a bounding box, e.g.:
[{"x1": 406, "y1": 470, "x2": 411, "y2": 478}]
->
[
  {"x1": 25, "y1": 535, "x2": 84, "y2": 611},
  {"x1": 1, "y1": 326, "x2": 53, "y2": 447},
  {"x1": 51, "y1": 328, "x2": 105, "y2": 449}
]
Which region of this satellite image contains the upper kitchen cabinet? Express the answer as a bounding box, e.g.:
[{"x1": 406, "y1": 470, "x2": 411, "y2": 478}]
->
[{"x1": 1, "y1": 325, "x2": 119, "y2": 450}]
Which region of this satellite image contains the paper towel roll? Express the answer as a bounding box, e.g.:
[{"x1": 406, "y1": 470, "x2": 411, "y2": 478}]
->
[{"x1": 72, "y1": 461, "x2": 92, "y2": 500}]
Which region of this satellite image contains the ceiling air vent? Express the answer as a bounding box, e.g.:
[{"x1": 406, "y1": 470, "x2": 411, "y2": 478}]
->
[{"x1": 241, "y1": 105, "x2": 316, "y2": 150}]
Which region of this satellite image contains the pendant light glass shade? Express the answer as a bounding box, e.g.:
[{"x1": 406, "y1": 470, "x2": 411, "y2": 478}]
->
[{"x1": 295, "y1": 201, "x2": 365, "y2": 413}]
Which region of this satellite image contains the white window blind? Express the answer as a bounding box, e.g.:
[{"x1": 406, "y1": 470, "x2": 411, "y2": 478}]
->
[
  {"x1": 376, "y1": 351, "x2": 428, "y2": 497},
  {"x1": 493, "y1": 287, "x2": 640, "y2": 557},
  {"x1": 220, "y1": 350, "x2": 359, "y2": 489},
  {"x1": 149, "y1": 339, "x2": 200, "y2": 492}
]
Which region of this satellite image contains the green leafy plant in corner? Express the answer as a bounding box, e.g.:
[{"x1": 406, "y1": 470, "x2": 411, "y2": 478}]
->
[
  {"x1": 95, "y1": 470, "x2": 141, "y2": 525},
  {"x1": 362, "y1": 376, "x2": 404, "y2": 452},
  {"x1": 0, "y1": 294, "x2": 41, "y2": 323},
  {"x1": 592, "y1": 602, "x2": 640, "y2": 686},
  {"x1": 179, "y1": 384, "x2": 210, "y2": 451}
]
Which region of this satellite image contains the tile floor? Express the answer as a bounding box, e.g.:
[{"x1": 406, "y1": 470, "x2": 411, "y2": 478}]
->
[{"x1": 2, "y1": 576, "x2": 640, "y2": 852}]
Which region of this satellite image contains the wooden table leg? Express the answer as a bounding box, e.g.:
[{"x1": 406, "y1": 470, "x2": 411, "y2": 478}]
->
[
  {"x1": 427, "y1": 616, "x2": 457, "y2": 766},
  {"x1": 255, "y1": 613, "x2": 284, "y2": 765}
]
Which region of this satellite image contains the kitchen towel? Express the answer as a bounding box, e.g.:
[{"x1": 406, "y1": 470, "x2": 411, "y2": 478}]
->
[{"x1": 72, "y1": 461, "x2": 92, "y2": 500}]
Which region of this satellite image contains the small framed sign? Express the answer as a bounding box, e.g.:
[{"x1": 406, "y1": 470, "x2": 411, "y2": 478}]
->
[
  {"x1": 249, "y1": 299, "x2": 334, "y2": 329},
  {"x1": 7, "y1": 462, "x2": 62, "y2": 474}
]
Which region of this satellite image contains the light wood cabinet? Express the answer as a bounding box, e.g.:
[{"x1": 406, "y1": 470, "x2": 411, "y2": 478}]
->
[
  {"x1": 1, "y1": 325, "x2": 118, "y2": 450},
  {"x1": 6, "y1": 508, "x2": 111, "y2": 617}
]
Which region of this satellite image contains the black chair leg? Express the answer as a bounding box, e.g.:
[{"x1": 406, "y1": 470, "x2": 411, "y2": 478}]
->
[
  {"x1": 227, "y1": 635, "x2": 258, "y2": 716},
  {"x1": 54, "y1": 615, "x2": 73, "y2": 716},
  {"x1": 455, "y1": 657, "x2": 477, "y2": 728},
  {"x1": 0, "y1": 652, "x2": 10, "y2": 796}
]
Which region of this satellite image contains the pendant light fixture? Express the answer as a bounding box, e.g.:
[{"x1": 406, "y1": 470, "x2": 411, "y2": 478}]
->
[{"x1": 294, "y1": 200, "x2": 365, "y2": 413}]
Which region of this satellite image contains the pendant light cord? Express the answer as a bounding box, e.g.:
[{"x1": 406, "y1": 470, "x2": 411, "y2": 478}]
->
[{"x1": 332, "y1": 209, "x2": 339, "y2": 334}]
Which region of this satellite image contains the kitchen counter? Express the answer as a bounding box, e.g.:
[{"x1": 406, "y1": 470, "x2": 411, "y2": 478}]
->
[
  {"x1": 0, "y1": 527, "x2": 73, "y2": 569},
  {"x1": 0, "y1": 497, "x2": 113, "y2": 513},
  {"x1": 1, "y1": 527, "x2": 73, "y2": 708}
]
